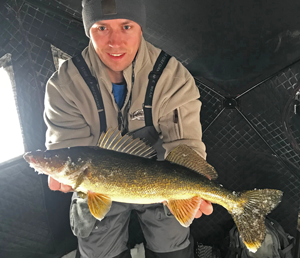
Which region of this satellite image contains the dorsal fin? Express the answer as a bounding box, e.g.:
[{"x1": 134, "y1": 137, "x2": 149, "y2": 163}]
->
[
  {"x1": 97, "y1": 128, "x2": 157, "y2": 159},
  {"x1": 166, "y1": 145, "x2": 218, "y2": 180}
]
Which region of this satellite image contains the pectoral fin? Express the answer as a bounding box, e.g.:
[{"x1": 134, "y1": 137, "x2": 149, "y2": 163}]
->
[
  {"x1": 166, "y1": 196, "x2": 202, "y2": 227},
  {"x1": 87, "y1": 191, "x2": 112, "y2": 220}
]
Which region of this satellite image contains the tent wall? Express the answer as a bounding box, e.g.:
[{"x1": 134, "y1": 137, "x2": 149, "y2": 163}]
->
[{"x1": 0, "y1": 0, "x2": 299, "y2": 257}]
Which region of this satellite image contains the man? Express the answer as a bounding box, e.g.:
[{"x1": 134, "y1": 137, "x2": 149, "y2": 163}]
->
[{"x1": 44, "y1": 0, "x2": 213, "y2": 257}]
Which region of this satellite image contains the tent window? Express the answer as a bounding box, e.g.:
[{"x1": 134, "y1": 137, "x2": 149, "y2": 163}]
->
[
  {"x1": 0, "y1": 54, "x2": 25, "y2": 164},
  {"x1": 51, "y1": 45, "x2": 71, "y2": 70}
]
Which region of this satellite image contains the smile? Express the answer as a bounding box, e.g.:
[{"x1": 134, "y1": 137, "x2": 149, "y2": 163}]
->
[
  {"x1": 107, "y1": 53, "x2": 126, "y2": 59},
  {"x1": 110, "y1": 53, "x2": 123, "y2": 56}
]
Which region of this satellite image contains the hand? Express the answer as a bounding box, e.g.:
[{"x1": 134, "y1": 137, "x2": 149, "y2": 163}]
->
[
  {"x1": 195, "y1": 199, "x2": 213, "y2": 218},
  {"x1": 48, "y1": 176, "x2": 74, "y2": 193}
]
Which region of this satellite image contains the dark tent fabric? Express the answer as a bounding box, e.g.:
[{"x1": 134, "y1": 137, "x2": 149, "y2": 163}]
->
[{"x1": 0, "y1": 0, "x2": 299, "y2": 257}]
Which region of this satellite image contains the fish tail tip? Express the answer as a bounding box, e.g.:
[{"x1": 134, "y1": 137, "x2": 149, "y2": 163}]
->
[
  {"x1": 228, "y1": 188, "x2": 283, "y2": 252},
  {"x1": 244, "y1": 243, "x2": 260, "y2": 253}
]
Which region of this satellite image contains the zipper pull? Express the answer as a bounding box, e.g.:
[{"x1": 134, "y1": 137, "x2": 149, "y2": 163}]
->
[{"x1": 174, "y1": 109, "x2": 179, "y2": 123}]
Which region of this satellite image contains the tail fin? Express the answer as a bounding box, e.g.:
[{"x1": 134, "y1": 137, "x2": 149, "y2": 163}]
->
[{"x1": 229, "y1": 189, "x2": 283, "y2": 253}]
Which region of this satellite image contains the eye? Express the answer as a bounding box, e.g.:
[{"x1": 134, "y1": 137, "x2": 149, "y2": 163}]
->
[
  {"x1": 124, "y1": 25, "x2": 131, "y2": 30},
  {"x1": 99, "y1": 26, "x2": 106, "y2": 31}
]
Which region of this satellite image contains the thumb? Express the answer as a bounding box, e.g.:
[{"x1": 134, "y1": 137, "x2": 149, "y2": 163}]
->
[{"x1": 48, "y1": 176, "x2": 61, "y2": 191}]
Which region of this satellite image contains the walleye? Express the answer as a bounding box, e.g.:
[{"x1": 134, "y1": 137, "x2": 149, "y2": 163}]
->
[{"x1": 23, "y1": 128, "x2": 282, "y2": 253}]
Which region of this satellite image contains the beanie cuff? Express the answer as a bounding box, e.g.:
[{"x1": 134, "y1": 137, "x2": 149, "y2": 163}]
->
[{"x1": 82, "y1": 0, "x2": 146, "y2": 38}]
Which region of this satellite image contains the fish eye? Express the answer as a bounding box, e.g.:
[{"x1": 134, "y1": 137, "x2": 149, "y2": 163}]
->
[
  {"x1": 44, "y1": 152, "x2": 53, "y2": 160},
  {"x1": 44, "y1": 151, "x2": 51, "y2": 158}
]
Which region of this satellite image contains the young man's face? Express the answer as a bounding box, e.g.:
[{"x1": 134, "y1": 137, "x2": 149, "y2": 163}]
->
[{"x1": 90, "y1": 19, "x2": 142, "y2": 73}]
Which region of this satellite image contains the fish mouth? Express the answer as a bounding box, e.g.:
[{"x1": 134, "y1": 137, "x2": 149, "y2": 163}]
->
[
  {"x1": 23, "y1": 152, "x2": 46, "y2": 175},
  {"x1": 23, "y1": 152, "x2": 37, "y2": 164}
]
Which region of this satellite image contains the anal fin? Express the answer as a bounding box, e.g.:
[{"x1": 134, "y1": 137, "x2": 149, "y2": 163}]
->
[
  {"x1": 87, "y1": 191, "x2": 112, "y2": 220},
  {"x1": 167, "y1": 196, "x2": 202, "y2": 227}
]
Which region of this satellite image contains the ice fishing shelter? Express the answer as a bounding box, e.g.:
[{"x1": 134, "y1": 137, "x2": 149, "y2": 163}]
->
[{"x1": 0, "y1": 0, "x2": 300, "y2": 257}]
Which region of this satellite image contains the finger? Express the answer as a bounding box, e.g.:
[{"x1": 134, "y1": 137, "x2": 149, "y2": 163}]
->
[
  {"x1": 48, "y1": 176, "x2": 73, "y2": 193},
  {"x1": 60, "y1": 184, "x2": 74, "y2": 193},
  {"x1": 195, "y1": 209, "x2": 203, "y2": 218},
  {"x1": 200, "y1": 200, "x2": 213, "y2": 215},
  {"x1": 48, "y1": 176, "x2": 61, "y2": 191}
]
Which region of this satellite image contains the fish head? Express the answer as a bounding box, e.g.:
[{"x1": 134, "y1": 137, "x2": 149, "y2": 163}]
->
[{"x1": 23, "y1": 148, "x2": 91, "y2": 185}]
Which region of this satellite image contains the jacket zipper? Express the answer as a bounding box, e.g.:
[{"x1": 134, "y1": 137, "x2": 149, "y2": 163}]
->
[{"x1": 118, "y1": 110, "x2": 123, "y2": 131}]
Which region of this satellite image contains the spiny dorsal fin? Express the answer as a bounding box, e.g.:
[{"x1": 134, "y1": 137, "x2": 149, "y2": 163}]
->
[
  {"x1": 97, "y1": 128, "x2": 156, "y2": 159},
  {"x1": 166, "y1": 145, "x2": 218, "y2": 180}
]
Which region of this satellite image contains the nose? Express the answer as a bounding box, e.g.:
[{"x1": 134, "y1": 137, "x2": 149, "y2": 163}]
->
[{"x1": 108, "y1": 30, "x2": 122, "y2": 48}]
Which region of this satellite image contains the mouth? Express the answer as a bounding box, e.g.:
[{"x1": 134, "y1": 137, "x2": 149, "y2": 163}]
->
[
  {"x1": 107, "y1": 53, "x2": 126, "y2": 60},
  {"x1": 23, "y1": 153, "x2": 46, "y2": 174},
  {"x1": 23, "y1": 152, "x2": 37, "y2": 164}
]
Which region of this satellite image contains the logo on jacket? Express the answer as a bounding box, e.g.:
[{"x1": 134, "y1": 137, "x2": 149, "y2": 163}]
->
[{"x1": 130, "y1": 109, "x2": 145, "y2": 121}]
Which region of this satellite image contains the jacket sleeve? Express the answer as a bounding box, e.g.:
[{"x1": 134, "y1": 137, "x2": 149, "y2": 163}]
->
[
  {"x1": 44, "y1": 73, "x2": 98, "y2": 237},
  {"x1": 44, "y1": 73, "x2": 95, "y2": 150},
  {"x1": 157, "y1": 71, "x2": 207, "y2": 160}
]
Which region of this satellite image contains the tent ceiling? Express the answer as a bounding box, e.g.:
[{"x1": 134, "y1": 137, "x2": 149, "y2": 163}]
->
[{"x1": 26, "y1": 0, "x2": 300, "y2": 92}]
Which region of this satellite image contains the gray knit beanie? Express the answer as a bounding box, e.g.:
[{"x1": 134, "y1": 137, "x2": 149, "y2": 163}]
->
[{"x1": 82, "y1": 0, "x2": 146, "y2": 38}]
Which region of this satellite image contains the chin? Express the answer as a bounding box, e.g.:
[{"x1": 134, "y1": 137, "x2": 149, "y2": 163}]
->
[{"x1": 109, "y1": 64, "x2": 131, "y2": 72}]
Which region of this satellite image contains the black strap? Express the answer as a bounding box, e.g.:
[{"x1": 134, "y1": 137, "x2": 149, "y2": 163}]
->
[
  {"x1": 280, "y1": 236, "x2": 295, "y2": 255},
  {"x1": 72, "y1": 54, "x2": 107, "y2": 133},
  {"x1": 144, "y1": 51, "x2": 171, "y2": 126},
  {"x1": 75, "y1": 247, "x2": 81, "y2": 258}
]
